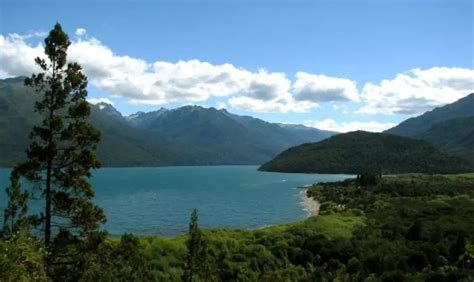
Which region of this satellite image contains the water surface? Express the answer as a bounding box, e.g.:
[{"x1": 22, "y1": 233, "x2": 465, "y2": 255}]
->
[{"x1": 0, "y1": 166, "x2": 351, "y2": 236}]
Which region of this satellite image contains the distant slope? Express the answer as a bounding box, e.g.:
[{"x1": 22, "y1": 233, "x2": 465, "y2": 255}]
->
[
  {"x1": 418, "y1": 116, "x2": 474, "y2": 155},
  {"x1": 259, "y1": 131, "x2": 474, "y2": 174},
  {"x1": 0, "y1": 77, "x2": 37, "y2": 165},
  {"x1": 0, "y1": 77, "x2": 190, "y2": 167},
  {"x1": 386, "y1": 94, "x2": 474, "y2": 155},
  {"x1": 126, "y1": 106, "x2": 335, "y2": 165},
  {"x1": 88, "y1": 105, "x2": 194, "y2": 167},
  {"x1": 386, "y1": 93, "x2": 474, "y2": 137},
  {"x1": 0, "y1": 76, "x2": 334, "y2": 167}
]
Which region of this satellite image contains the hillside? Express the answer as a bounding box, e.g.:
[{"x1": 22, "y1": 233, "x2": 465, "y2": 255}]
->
[
  {"x1": 0, "y1": 77, "x2": 191, "y2": 167},
  {"x1": 418, "y1": 116, "x2": 474, "y2": 158},
  {"x1": 0, "y1": 77, "x2": 334, "y2": 167},
  {"x1": 419, "y1": 116, "x2": 474, "y2": 156},
  {"x1": 259, "y1": 131, "x2": 474, "y2": 174},
  {"x1": 385, "y1": 94, "x2": 474, "y2": 156},
  {"x1": 386, "y1": 93, "x2": 474, "y2": 137}
]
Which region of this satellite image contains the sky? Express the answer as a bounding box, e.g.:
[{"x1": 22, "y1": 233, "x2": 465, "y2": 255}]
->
[{"x1": 1, "y1": 0, "x2": 473, "y2": 132}]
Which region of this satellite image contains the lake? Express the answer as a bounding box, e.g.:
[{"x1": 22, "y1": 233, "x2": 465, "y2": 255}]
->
[{"x1": 0, "y1": 166, "x2": 351, "y2": 236}]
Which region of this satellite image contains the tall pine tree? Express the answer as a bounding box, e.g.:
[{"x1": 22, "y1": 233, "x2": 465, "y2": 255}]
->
[
  {"x1": 182, "y1": 208, "x2": 209, "y2": 282},
  {"x1": 6, "y1": 23, "x2": 106, "y2": 273}
]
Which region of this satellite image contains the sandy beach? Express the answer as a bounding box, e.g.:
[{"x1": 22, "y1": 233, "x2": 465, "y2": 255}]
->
[{"x1": 300, "y1": 188, "x2": 320, "y2": 217}]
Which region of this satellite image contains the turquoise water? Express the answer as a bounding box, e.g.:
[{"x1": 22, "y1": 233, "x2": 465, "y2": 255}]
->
[{"x1": 0, "y1": 166, "x2": 351, "y2": 236}]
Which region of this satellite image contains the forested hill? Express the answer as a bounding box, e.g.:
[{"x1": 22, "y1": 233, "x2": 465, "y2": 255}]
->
[
  {"x1": 419, "y1": 116, "x2": 474, "y2": 155},
  {"x1": 259, "y1": 131, "x2": 474, "y2": 174},
  {"x1": 0, "y1": 76, "x2": 334, "y2": 167}
]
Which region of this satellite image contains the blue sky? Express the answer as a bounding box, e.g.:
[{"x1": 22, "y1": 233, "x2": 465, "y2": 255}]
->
[{"x1": 1, "y1": 0, "x2": 473, "y2": 132}]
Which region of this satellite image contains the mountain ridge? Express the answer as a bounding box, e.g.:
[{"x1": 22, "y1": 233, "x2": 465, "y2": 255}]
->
[
  {"x1": 386, "y1": 93, "x2": 474, "y2": 137},
  {"x1": 0, "y1": 77, "x2": 335, "y2": 167},
  {"x1": 386, "y1": 93, "x2": 474, "y2": 155}
]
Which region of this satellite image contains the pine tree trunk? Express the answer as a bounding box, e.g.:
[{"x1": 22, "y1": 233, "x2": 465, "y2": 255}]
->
[
  {"x1": 45, "y1": 160, "x2": 52, "y2": 248},
  {"x1": 45, "y1": 63, "x2": 55, "y2": 250}
]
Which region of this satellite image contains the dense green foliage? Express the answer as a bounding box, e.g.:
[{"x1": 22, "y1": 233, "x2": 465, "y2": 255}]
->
[
  {"x1": 305, "y1": 174, "x2": 474, "y2": 280},
  {"x1": 0, "y1": 77, "x2": 334, "y2": 167},
  {"x1": 419, "y1": 116, "x2": 474, "y2": 157},
  {"x1": 0, "y1": 231, "x2": 47, "y2": 281},
  {"x1": 259, "y1": 131, "x2": 474, "y2": 174}
]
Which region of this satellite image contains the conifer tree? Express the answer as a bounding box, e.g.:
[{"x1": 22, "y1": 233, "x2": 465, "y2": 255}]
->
[
  {"x1": 2, "y1": 168, "x2": 29, "y2": 238},
  {"x1": 183, "y1": 209, "x2": 209, "y2": 282},
  {"x1": 8, "y1": 23, "x2": 106, "y2": 271}
]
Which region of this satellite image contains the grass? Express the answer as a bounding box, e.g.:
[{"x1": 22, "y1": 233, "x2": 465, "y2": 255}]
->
[
  {"x1": 442, "y1": 172, "x2": 474, "y2": 179},
  {"x1": 283, "y1": 212, "x2": 365, "y2": 239},
  {"x1": 247, "y1": 211, "x2": 365, "y2": 239},
  {"x1": 136, "y1": 211, "x2": 365, "y2": 252}
]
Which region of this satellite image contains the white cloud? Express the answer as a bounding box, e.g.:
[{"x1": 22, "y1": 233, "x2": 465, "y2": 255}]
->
[
  {"x1": 358, "y1": 67, "x2": 474, "y2": 115},
  {"x1": 147, "y1": 60, "x2": 250, "y2": 104},
  {"x1": 10, "y1": 31, "x2": 47, "y2": 40},
  {"x1": 228, "y1": 96, "x2": 317, "y2": 113},
  {"x1": 304, "y1": 118, "x2": 397, "y2": 133},
  {"x1": 0, "y1": 34, "x2": 44, "y2": 78},
  {"x1": 75, "y1": 28, "x2": 87, "y2": 37},
  {"x1": 227, "y1": 70, "x2": 319, "y2": 113},
  {"x1": 293, "y1": 72, "x2": 359, "y2": 102},
  {"x1": 216, "y1": 101, "x2": 227, "y2": 109},
  {"x1": 87, "y1": 97, "x2": 114, "y2": 105},
  {"x1": 243, "y1": 70, "x2": 291, "y2": 100},
  {"x1": 2, "y1": 31, "x2": 472, "y2": 116},
  {"x1": 0, "y1": 31, "x2": 360, "y2": 113}
]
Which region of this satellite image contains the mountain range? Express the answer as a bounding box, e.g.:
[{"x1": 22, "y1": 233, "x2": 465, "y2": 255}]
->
[
  {"x1": 2, "y1": 76, "x2": 473, "y2": 168},
  {"x1": 0, "y1": 77, "x2": 334, "y2": 167}
]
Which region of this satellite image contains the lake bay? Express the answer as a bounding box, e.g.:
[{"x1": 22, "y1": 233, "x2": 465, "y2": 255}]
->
[{"x1": 0, "y1": 166, "x2": 351, "y2": 236}]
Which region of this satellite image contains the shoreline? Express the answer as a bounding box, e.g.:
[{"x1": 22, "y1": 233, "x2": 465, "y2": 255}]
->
[{"x1": 299, "y1": 188, "x2": 320, "y2": 217}]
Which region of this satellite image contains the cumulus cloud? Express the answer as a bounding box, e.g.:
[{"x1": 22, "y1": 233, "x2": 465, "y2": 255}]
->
[
  {"x1": 0, "y1": 31, "x2": 354, "y2": 113},
  {"x1": 0, "y1": 34, "x2": 44, "y2": 78},
  {"x1": 216, "y1": 101, "x2": 227, "y2": 109},
  {"x1": 75, "y1": 28, "x2": 87, "y2": 37},
  {"x1": 358, "y1": 67, "x2": 474, "y2": 115},
  {"x1": 147, "y1": 60, "x2": 250, "y2": 104},
  {"x1": 243, "y1": 71, "x2": 291, "y2": 100},
  {"x1": 304, "y1": 118, "x2": 397, "y2": 133},
  {"x1": 293, "y1": 72, "x2": 359, "y2": 102},
  {"x1": 87, "y1": 97, "x2": 114, "y2": 105},
  {"x1": 2, "y1": 31, "x2": 471, "y2": 116},
  {"x1": 228, "y1": 96, "x2": 316, "y2": 113}
]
